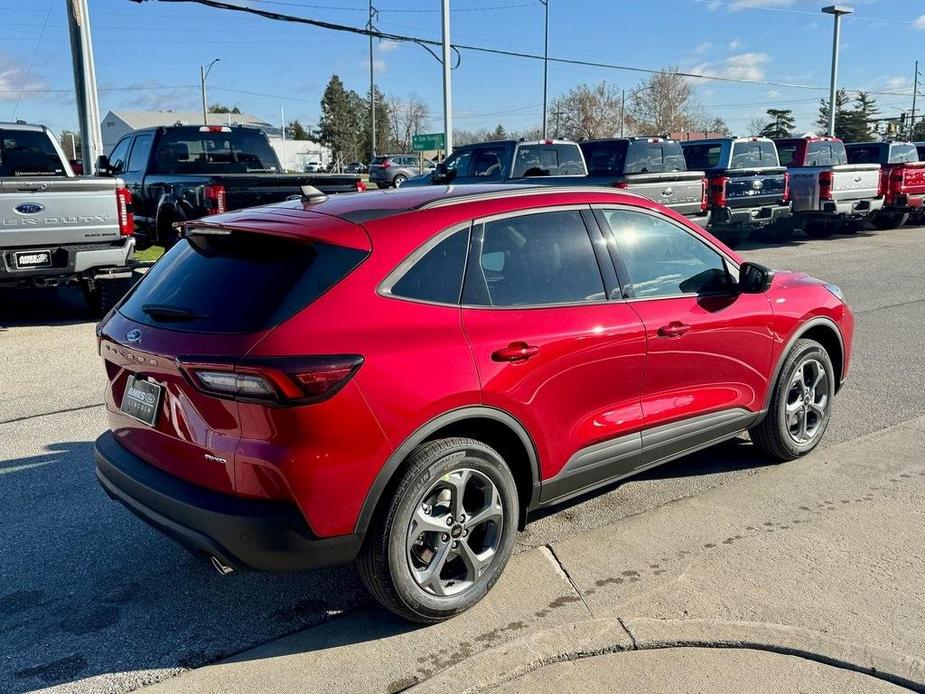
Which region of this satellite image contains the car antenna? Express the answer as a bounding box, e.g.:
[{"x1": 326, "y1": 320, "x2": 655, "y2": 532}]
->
[{"x1": 300, "y1": 185, "x2": 329, "y2": 203}]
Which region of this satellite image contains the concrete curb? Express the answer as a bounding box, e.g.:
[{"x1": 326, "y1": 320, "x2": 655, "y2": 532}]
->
[{"x1": 407, "y1": 616, "x2": 925, "y2": 693}]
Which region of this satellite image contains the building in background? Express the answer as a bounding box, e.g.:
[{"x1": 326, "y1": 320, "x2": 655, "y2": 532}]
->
[{"x1": 99, "y1": 110, "x2": 330, "y2": 171}]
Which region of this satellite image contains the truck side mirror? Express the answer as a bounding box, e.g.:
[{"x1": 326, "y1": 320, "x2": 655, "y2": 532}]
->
[
  {"x1": 433, "y1": 162, "x2": 455, "y2": 184},
  {"x1": 96, "y1": 155, "x2": 113, "y2": 176},
  {"x1": 737, "y1": 262, "x2": 774, "y2": 294}
]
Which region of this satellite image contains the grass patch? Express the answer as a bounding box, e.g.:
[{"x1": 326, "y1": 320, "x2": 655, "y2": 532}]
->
[{"x1": 134, "y1": 245, "x2": 165, "y2": 262}]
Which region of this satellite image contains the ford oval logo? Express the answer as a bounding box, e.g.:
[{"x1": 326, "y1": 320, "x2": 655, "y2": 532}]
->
[
  {"x1": 15, "y1": 203, "x2": 44, "y2": 215},
  {"x1": 751, "y1": 180, "x2": 763, "y2": 190},
  {"x1": 126, "y1": 329, "x2": 142, "y2": 343}
]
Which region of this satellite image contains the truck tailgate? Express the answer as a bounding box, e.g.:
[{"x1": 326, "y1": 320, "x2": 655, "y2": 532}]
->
[
  {"x1": 898, "y1": 162, "x2": 925, "y2": 196},
  {"x1": 725, "y1": 167, "x2": 787, "y2": 208},
  {"x1": 0, "y1": 176, "x2": 121, "y2": 246},
  {"x1": 619, "y1": 171, "x2": 705, "y2": 215},
  {"x1": 831, "y1": 164, "x2": 881, "y2": 201}
]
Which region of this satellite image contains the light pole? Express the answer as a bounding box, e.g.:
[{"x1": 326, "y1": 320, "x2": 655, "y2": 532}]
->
[
  {"x1": 200, "y1": 58, "x2": 220, "y2": 125},
  {"x1": 65, "y1": 0, "x2": 103, "y2": 172},
  {"x1": 540, "y1": 0, "x2": 549, "y2": 139},
  {"x1": 368, "y1": 1, "x2": 378, "y2": 159},
  {"x1": 441, "y1": 0, "x2": 453, "y2": 156},
  {"x1": 821, "y1": 5, "x2": 852, "y2": 137}
]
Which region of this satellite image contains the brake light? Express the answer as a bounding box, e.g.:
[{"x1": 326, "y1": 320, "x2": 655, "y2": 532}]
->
[
  {"x1": 701, "y1": 177, "x2": 709, "y2": 211},
  {"x1": 203, "y1": 184, "x2": 226, "y2": 215},
  {"x1": 381, "y1": 159, "x2": 391, "y2": 169},
  {"x1": 180, "y1": 355, "x2": 364, "y2": 404},
  {"x1": 710, "y1": 176, "x2": 728, "y2": 208},
  {"x1": 781, "y1": 171, "x2": 790, "y2": 204},
  {"x1": 115, "y1": 187, "x2": 134, "y2": 236},
  {"x1": 818, "y1": 171, "x2": 834, "y2": 201},
  {"x1": 356, "y1": 179, "x2": 367, "y2": 192},
  {"x1": 614, "y1": 181, "x2": 630, "y2": 189},
  {"x1": 199, "y1": 125, "x2": 232, "y2": 133},
  {"x1": 890, "y1": 167, "x2": 905, "y2": 197},
  {"x1": 543, "y1": 139, "x2": 554, "y2": 144}
]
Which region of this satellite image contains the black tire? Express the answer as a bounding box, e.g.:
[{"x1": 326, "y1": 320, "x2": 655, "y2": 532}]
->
[
  {"x1": 872, "y1": 212, "x2": 909, "y2": 230},
  {"x1": 749, "y1": 338, "x2": 835, "y2": 462},
  {"x1": 357, "y1": 437, "x2": 519, "y2": 623},
  {"x1": 761, "y1": 218, "x2": 794, "y2": 244},
  {"x1": 838, "y1": 220, "x2": 864, "y2": 235},
  {"x1": 82, "y1": 279, "x2": 126, "y2": 319},
  {"x1": 392, "y1": 174, "x2": 407, "y2": 188},
  {"x1": 803, "y1": 219, "x2": 838, "y2": 238},
  {"x1": 158, "y1": 213, "x2": 181, "y2": 249}
]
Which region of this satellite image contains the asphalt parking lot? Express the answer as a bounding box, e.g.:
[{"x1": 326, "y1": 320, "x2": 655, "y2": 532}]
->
[{"x1": 2, "y1": 226, "x2": 924, "y2": 694}]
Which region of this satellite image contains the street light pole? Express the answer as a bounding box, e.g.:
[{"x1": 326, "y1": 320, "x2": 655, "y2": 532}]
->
[
  {"x1": 200, "y1": 58, "x2": 220, "y2": 125},
  {"x1": 620, "y1": 89, "x2": 625, "y2": 138},
  {"x1": 441, "y1": 0, "x2": 453, "y2": 156},
  {"x1": 368, "y1": 0, "x2": 378, "y2": 159},
  {"x1": 540, "y1": 0, "x2": 549, "y2": 139},
  {"x1": 910, "y1": 59, "x2": 919, "y2": 140},
  {"x1": 822, "y1": 5, "x2": 853, "y2": 137}
]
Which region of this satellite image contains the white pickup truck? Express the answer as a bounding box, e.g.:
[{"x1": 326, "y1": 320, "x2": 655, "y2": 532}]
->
[
  {"x1": 774, "y1": 135, "x2": 882, "y2": 237},
  {"x1": 1, "y1": 121, "x2": 135, "y2": 315}
]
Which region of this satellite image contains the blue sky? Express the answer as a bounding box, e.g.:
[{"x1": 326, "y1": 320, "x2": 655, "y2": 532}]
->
[{"x1": 1, "y1": 0, "x2": 924, "y2": 138}]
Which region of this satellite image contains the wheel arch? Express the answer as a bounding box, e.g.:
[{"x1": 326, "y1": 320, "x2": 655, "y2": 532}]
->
[
  {"x1": 354, "y1": 407, "x2": 541, "y2": 537},
  {"x1": 764, "y1": 316, "x2": 845, "y2": 413}
]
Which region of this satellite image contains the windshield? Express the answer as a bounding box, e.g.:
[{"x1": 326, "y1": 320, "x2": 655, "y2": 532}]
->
[
  {"x1": 0, "y1": 129, "x2": 67, "y2": 177},
  {"x1": 119, "y1": 232, "x2": 366, "y2": 334},
  {"x1": 511, "y1": 144, "x2": 586, "y2": 177},
  {"x1": 152, "y1": 129, "x2": 279, "y2": 174}
]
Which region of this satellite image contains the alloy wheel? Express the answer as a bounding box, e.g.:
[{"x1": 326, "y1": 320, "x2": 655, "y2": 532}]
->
[
  {"x1": 785, "y1": 358, "x2": 829, "y2": 444},
  {"x1": 405, "y1": 468, "x2": 504, "y2": 597}
]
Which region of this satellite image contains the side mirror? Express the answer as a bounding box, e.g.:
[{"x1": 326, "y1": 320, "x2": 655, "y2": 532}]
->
[
  {"x1": 96, "y1": 155, "x2": 113, "y2": 176},
  {"x1": 433, "y1": 162, "x2": 455, "y2": 184},
  {"x1": 738, "y1": 261, "x2": 773, "y2": 294}
]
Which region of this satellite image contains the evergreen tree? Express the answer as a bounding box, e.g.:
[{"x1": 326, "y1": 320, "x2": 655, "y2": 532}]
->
[
  {"x1": 842, "y1": 91, "x2": 878, "y2": 142},
  {"x1": 489, "y1": 124, "x2": 507, "y2": 140},
  {"x1": 319, "y1": 75, "x2": 364, "y2": 164},
  {"x1": 360, "y1": 86, "x2": 391, "y2": 161},
  {"x1": 287, "y1": 120, "x2": 312, "y2": 140},
  {"x1": 759, "y1": 108, "x2": 795, "y2": 139},
  {"x1": 816, "y1": 90, "x2": 852, "y2": 139}
]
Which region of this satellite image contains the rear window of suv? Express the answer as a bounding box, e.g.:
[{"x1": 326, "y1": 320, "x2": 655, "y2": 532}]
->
[
  {"x1": 119, "y1": 232, "x2": 367, "y2": 333},
  {"x1": 0, "y1": 129, "x2": 67, "y2": 177}
]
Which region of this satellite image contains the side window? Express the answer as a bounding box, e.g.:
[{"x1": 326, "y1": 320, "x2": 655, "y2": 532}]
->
[
  {"x1": 682, "y1": 143, "x2": 722, "y2": 170},
  {"x1": 108, "y1": 137, "x2": 132, "y2": 174},
  {"x1": 126, "y1": 134, "x2": 153, "y2": 173},
  {"x1": 463, "y1": 210, "x2": 605, "y2": 307},
  {"x1": 470, "y1": 148, "x2": 506, "y2": 178},
  {"x1": 389, "y1": 227, "x2": 470, "y2": 304},
  {"x1": 601, "y1": 209, "x2": 731, "y2": 299},
  {"x1": 444, "y1": 149, "x2": 472, "y2": 177}
]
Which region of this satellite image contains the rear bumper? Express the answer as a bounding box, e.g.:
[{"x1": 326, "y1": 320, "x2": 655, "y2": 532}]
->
[
  {"x1": 711, "y1": 203, "x2": 791, "y2": 229},
  {"x1": 94, "y1": 431, "x2": 362, "y2": 572},
  {"x1": 882, "y1": 194, "x2": 925, "y2": 213},
  {"x1": 0, "y1": 239, "x2": 134, "y2": 285},
  {"x1": 683, "y1": 210, "x2": 711, "y2": 228},
  {"x1": 795, "y1": 197, "x2": 884, "y2": 218}
]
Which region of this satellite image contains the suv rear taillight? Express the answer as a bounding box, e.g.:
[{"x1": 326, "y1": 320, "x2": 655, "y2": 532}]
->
[
  {"x1": 890, "y1": 167, "x2": 905, "y2": 197},
  {"x1": 179, "y1": 355, "x2": 364, "y2": 405},
  {"x1": 356, "y1": 179, "x2": 367, "y2": 192},
  {"x1": 700, "y1": 177, "x2": 709, "y2": 211},
  {"x1": 613, "y1": 181, "x2": 630, "y2": 189},
  {"x1": 818, "y1": 171, "x2": 834, "y2": 201},
  {"x1": 204, "y1": 184, "x2": 227, "y2": 215},
  {"x1": 116, "y1": 187, "x2": 134, "y2": 236},
  {"x1": 781, "y1": 171, "x2": 790, "y2": 204},
  {"x1": 381, "y1": 159, "x2": 392, "y2": 169},
  {"x1": 710, "y1": 176, "x2": 728, "y2": 208}
]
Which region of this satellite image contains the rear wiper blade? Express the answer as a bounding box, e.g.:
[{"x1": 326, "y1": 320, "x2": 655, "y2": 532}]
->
[{"x1": 141, "y1": 304, "x2": 204, "y2": 321}]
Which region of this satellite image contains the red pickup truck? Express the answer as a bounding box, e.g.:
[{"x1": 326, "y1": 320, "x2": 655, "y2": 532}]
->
[{"x1": 845, "y1": 141, "x2": 925, "y2": 229}]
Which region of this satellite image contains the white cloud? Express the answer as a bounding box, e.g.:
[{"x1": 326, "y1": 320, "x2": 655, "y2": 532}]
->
[
  {"x1": 378, "y1": 40, "x2": 400, "y2": 53},
  {"x1": 0, "y1": 54, "x2": 45, "y2": 104},
  {"x1": 765, "y1": 89, "x2": 780, "y2": 98},
  {"x1": 691, "y1": 52, "x2": 771, "y2": 82},
  {"x1": 728, "y1": 0, "x2": 797, "y2": 8},
  {"x1": 914, "y1": 15, "x2": 925, "y2": 30},
  {"x1": 692, "y1": 41, "x2": 713, "y2": 55},
  {"x1": 728, "y1": 38, "x2": 743, "y2": 51},
  {"x1": 373, "y1": 58, "x2": 386, "y2": 74}
]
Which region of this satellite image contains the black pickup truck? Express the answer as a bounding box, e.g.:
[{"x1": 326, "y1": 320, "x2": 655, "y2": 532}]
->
[
  {"x1": 100, "y1": 125, "x2": 363, "y2": 247},
  {"x1": 579, "y1": 137, "x2": 709, "y2": 226},
  {"x1": 681, "y1": 137, "x2": 792, "y2": 246}
]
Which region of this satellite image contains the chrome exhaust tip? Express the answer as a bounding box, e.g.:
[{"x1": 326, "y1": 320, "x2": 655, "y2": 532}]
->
[{"x1": 210, "y1": 555, "x2": 234, "y2": 576}]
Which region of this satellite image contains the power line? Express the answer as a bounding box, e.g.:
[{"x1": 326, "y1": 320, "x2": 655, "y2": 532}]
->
[{"x1": 128, "y1": 0, "x2": 921, "y2": 99}]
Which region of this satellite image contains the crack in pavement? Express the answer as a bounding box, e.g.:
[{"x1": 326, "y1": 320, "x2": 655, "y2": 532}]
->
[{"x1": 542, "y1": 545, "x2": 593, "y2": 618}]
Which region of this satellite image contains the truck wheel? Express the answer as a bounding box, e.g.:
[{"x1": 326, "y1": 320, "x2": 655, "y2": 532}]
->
[
  {"x1": 393, "y1": 174, "x2": 407, "y2": 188},
  {"x1": 838, "y1": 220, "x2": 864, "y2": 235},
  {"x1": 82, "y1": 279, "x2": 125, "y2": 319},
  {"x1": 803, "y1": 220, "x2": 838, "y2": 238},
  {"x1": 158, "y1": 214, "x2": 181, "y2": 249},
  {"x1": 872, "y1": 212, "x2": 908, "y2": 231},
  {"x1": 764, "y1": 218, "x2": 794, "y2": 243},
  {"x1": 357, "y1": 437, "x2": 518, "y2": 623}
]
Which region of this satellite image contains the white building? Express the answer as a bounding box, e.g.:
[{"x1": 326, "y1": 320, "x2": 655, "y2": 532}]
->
[{"x1": 100, "y1": 110, "x2": 330, "y2": 171}]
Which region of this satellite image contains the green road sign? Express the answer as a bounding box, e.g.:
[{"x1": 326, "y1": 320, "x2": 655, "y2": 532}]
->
[{"x1": 412, "y1": 132, "x2": 446, "y2": 152}]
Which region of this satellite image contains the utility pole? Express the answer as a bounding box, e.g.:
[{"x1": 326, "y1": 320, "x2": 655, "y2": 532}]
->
[
  {"x1": 540, "y1": 0, "x2": 549, "y2": 139},
  {"x1": 368, "y1": 0, "x2": 378, "y2": 159},
  {"x1": 822, "y1": 5, "x2": 853, "y2": 137},
  {"x1": 620, "y1": 89, "x2": 625, "y2": 138},
  {"x1": 280, "y1": 105, "x2": 287, "y2": 171},
  {"x1": 65, "y1": 0, "x2": 103, "y2": 173},
  {"x1": 441, "y1": 0, "x2": 453, "y2": 155},
  {"x1": 910, "y1": 59, "x2": 919, "y2": 140},
  {"x1": 200, "y1": 58, "x2": 219, "y2": 125}
]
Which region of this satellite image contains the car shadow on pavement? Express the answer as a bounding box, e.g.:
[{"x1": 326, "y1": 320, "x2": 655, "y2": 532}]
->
[{"x1": 0, "y1": 286, "x2": 94, "y2": 329}]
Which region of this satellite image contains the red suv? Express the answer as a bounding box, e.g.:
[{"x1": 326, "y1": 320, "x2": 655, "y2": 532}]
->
[{"x1": 95, "y1": 184, "x2": 853, "y2": 622}]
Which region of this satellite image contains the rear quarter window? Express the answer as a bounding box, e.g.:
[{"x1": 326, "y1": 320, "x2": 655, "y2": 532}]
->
[
  {"x1": 120, "y1": 232, "x2": 367, "y2": 333},
  {"x1": 388, "y1": 227, "x2": 469, "y2": 304}
]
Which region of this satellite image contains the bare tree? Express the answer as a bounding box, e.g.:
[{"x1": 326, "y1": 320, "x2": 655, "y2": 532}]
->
[
  {"x1": 629, "y1": 68, "x2": 704, "y2": 135},
  {"x1": 746, "y1": 116, "x2": 770, "y2": 136},
  {"x1": 388, "y1": 94, "x2": 430, "y2": 152},
  {"x1": 550, "y1": 81, "x2": 623, "y2": 140}
]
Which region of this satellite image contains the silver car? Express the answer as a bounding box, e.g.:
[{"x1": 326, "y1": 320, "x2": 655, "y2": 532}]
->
[{"x1": 369, "y1": 154, "x2": 435, "y2": 188}]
